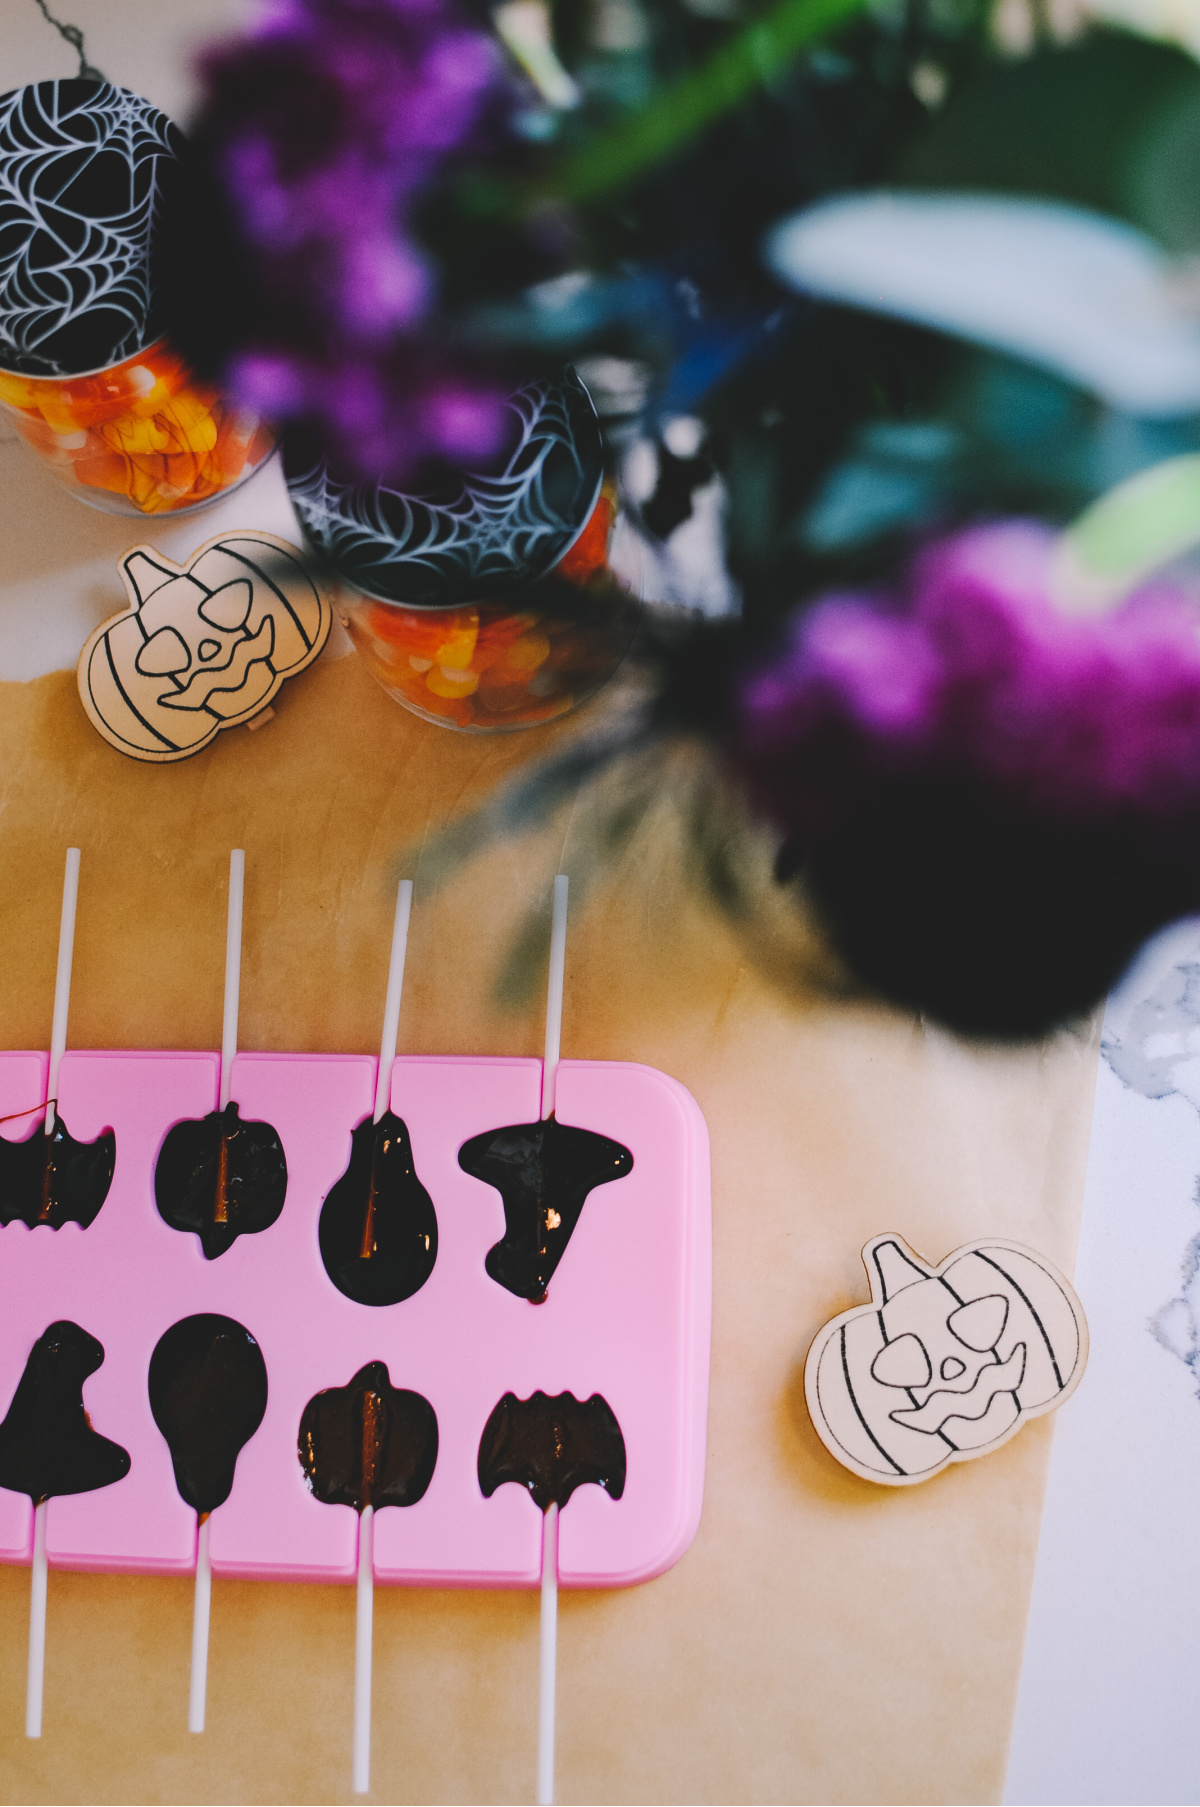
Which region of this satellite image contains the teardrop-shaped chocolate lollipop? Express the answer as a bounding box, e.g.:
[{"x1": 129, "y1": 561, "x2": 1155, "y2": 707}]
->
[
  {"x1": 155, "y1": 1101, "x2": 287, "y2": 1259},
  {"x1": 458, "y1": 1117, "x2": 632, "y2": 1303},
  {"x1": 299, "y1": 1361, "x2": 438, "y2": 1512},
  {"x1": 0, "y1": 1107, "x2": 115, "y2": 1230},
  {"x1": 148, "y1": 1314, "x2": 268, "y2": 1517},
  {"x1": 318, "y1": 1112, "x2": 437, "y2": 1306},
  {"x1": 0, "y1": 1322, "x2": 130, "y2": 1505},
  {"x1": 477, "y1": 1390, "x2": 626, "y2": 1512}
]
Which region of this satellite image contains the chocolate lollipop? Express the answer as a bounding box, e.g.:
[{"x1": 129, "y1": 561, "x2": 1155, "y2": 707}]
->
[
  {"x1": 458, "y1": 1119, "x2": 631, "y2": 1304},
  {"x1": 299, "y1": 1361, "x2": 438, "y2": 1794},
  {"x1": 0, "y1": 1109, "x2": 114, "y2": 1229},
  {"x1": 0, "y1": 1321, "x2": 131, "y2": 1739},
  {"x1": 155, "y1": 1104, "x2": 286, "y2": 1259},
  {"x1": 478, "y1": 1388, "x2": 626, "y2": 1807},
  {"x1": 0, "y1": 848, "x2": 115, "y2": 1232},
  {"x1": 459, "y1": 874, "x2": 632, "y2": 1305},
  {"x1": 477, "y1": 1391, "x2": 627, "y2": 1512},
  {"x1": 318, "y1": 878, "x2": 438, "y2": 1307},
  {"x1": 154, "y1": 851, "x2": 288, "y2": 1258},
  {"x1": 318, "y1": 1113, "x2": 437, "y2": 1305},
  {"x1": 148, "y1": 1314, "x2": 268, "y2": 1732}
]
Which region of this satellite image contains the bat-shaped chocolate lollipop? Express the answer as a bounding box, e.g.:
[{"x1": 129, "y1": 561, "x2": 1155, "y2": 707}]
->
[
  {"x1": 318, "y1": 1113, "x2": 438, "y2": 1307},
  {"x1": 300, "y1": 1361, "x2": 438, "y2": 1794},
  {"x1": 479, "y1": 1385, "x2": 626, "y2": 1804},
  {"x1": 149, "y1": 1314, "x2": 268, "y2": 1516},
  {"x1": 0, "y1": 848, "x2": 115, "y2": 1233},
  {"x1": 0, "y1": 1107, "x2": 115, "y2": 1230},
  {"x1": 458, "y1": 1119, "x2": 632, "y2": 1303},
  {"x1": 155, "y1": 1102, "x2": 287, "y2": 1260},
  {"x1": 0, "y1": 1321, "x2": 130, "y2": 1505},
  {"x1": 477, "y1": 1389, "x2": 627, "y2": 1510}
]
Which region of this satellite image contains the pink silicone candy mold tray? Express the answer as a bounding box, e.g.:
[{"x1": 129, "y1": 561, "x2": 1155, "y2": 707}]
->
[{"x1": 0, "y1": 1050, "x2": 711, "y2": 1589}]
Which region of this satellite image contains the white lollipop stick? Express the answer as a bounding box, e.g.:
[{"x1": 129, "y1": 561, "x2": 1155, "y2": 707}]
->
[
  {"x1": 47, "y1": 847, "x2": 80, "y2": 1133},
  {"x1": 537, "y1": 1503, "x2": 559, "y2": 1806},
  {"x1": 219, "y1": 850, "x2": 245, "y2": 1112},
  {"x1": 187, "y1": 849, "x2": 244, "y2": 1733},
  {"x1": 541, "y1": 875, "x2": 568, "y2": 1121},
  {"x1": 189, "y1": 1516, "x2": 212, "y2": 1733},
  {"x1": 374, "y1": 879, "x2": 413, "y2": 1124},
  {"x1": 350, "y1": 880, "x2": 413, "y2": 1792},
  {"x1": 353, "y1": 1505, "x2": 374, "y2": 1794},
  {"x1": 535, "y1": 875, "x2": 569, "y2": 1804},
  {"x1": 26, "y1": 849, "x2": 83, "y2": 1736},
  {"x1": 25, "y1": 1500, "x2": 48, "y2": 1738}
]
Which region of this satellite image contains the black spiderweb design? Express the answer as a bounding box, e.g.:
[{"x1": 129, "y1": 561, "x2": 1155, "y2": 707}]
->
[
  {"x1": 0, "y1": 80, "x2": 183, "y2": 376},
  {"x1": 285, "y1": 369, "x2": 605, "y2": 608}
]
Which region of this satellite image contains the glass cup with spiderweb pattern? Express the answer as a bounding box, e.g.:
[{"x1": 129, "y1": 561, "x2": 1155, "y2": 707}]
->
[{"x1": 285, "y1": 370, "x2": 641, "y2": 733}]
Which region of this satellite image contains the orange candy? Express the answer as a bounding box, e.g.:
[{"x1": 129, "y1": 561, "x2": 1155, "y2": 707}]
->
[{"x1": 0, "y1": 338, "x2": 273, "y2": 516}]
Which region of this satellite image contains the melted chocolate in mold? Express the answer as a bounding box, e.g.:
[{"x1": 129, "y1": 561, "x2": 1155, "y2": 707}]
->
[
  {"x1": 155, "y1": 1101, "x2": 287, "y2": 1260},
  {"x1": 318, "y1": 1111, "x2": 437, "y2": 1306},
  {"x1": 458, "y1": 1116, "x2": 633, "y2": 1303},
  {"x1": 477, "y1": 1390, "x2": 626, "y2": 1512},
  {"x1": 0, "y1": 1321, "x2": 130, "y2": 1505},
  {"x1": 298, "y1": 1361, "x2": 437, "y2": 1513},
  {"x1": 148, "y1": 1314, "x2": 268, "y2": 1518},
  {"x1": 0, "y1": 1107, "x2": 115, "y2": 1230}
]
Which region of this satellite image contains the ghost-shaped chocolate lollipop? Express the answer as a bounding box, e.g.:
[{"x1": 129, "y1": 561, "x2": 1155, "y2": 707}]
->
[
  {"x1": 458, "y1": 877, "x2": 632, "y2": 1305},
  {"x1": 0, "y1": 1321, "x2": 131, "y2": 1738},
  {"x1": 0, "y1": 849, "x2": 115, "y2": 1231},
  {"x1": 299, "y1": 1361, "x2": 438, "y2": 1794},
  {"x1": 148, "y1": 1314, "x2": 268, "y2": 1732},
  {"x1": 478, "y1": 1388, "x2": 627, "y2": 1806},
  {"x1": 318, "y1": 879, "x2": 439, "y2": 1306},
  {"x1": 155, "y1": 851, "x2": 288, "y2": 1257}
]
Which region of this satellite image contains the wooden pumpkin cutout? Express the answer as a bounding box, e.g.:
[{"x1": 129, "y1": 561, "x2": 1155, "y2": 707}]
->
[
  {"x1": 77, "y1": 532, "x2": 332, "y2": 761},
  {"x1": 805, "y1": 1233, "x2": 1087, "y2": 1485}
]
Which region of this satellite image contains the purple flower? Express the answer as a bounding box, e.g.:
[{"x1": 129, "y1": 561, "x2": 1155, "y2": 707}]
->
[
  {"x1": 739, "y1": 521, "x2": 1200, "y2": 832},
  {"x1": 189, "y1": 0, "x2": 512, "y2": 478},
  {"x1": 735, "y1": 521, "x2": 1200, "y2": 1036}
]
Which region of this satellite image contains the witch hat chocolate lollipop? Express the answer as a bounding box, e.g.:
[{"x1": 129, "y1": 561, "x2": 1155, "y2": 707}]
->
[
  {"x1": 319, "y1": 879, "x2": 438, "y2": 1306},
  {"x1": 0, "y1": 1322, "x2": 131, "y2": 1504},
  {"x1": 148, "y1": 1313, "x2": 268, "y2": 1732},
  {"x1": 0, "y1": 849, "x2": 115, "y2": 1231},
  {"x1": 478, "y1": 1386, "x2": 626, "y2": 1807},
  {"x1": 459, "y1": 875, "x2": 632, "y2": 1303},
  {"x1": 155, "y1": 852, "x2": 288, "y2": 1258},
  {"x1": 299, "y1": 1360, "x2": 438, "y2": 1794},
  {"x1": 459, "y1": 1118, "x2": 631, "y2": 1304},
  {"x1": 0, "y1": 1321, "x2": 131, "y2": 1738}
]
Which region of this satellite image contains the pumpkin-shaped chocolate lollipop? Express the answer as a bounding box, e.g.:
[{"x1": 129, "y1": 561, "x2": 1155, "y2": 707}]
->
[{"x1": 155, "y1": 1100, "x2": 287, "y2": 1260}]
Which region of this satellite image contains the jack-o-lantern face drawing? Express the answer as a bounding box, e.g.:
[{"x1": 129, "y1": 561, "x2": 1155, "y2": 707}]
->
[
  {"x1": 78, "y1": 533, "x2": 332, "y2": 761},
  {"x1": 805, "y1": 1234, "x2": 1087, "y2": 1485}
]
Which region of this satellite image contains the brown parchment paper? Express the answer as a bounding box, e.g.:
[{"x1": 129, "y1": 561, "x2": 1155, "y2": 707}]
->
[{"x1": 0, "y1": 652, "x2": 1099, "y2": 1805}]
